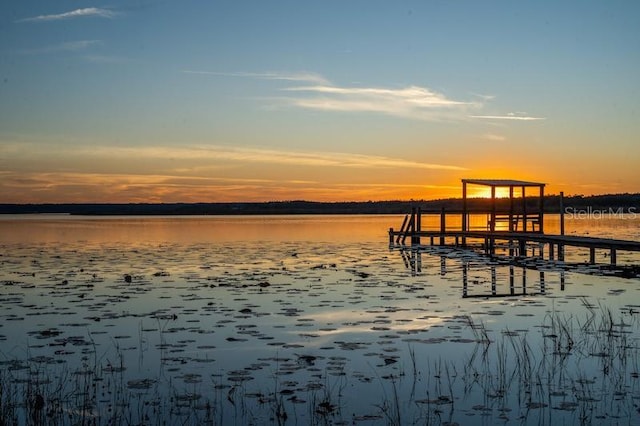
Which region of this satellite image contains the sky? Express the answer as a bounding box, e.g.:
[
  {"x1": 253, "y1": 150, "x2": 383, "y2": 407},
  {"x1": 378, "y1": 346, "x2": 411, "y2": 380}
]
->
[{"x1": 1, "y1": 1, "x2": 639, "y2": 203}]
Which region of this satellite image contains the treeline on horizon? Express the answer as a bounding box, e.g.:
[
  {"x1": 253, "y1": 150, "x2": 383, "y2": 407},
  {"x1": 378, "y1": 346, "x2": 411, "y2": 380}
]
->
[{"x1": 1, "y1": 193, "x2": 638, "y2": 215}]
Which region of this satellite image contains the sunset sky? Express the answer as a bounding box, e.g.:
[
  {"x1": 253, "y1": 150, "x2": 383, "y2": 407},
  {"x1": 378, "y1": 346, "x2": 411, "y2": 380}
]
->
[{"x1": 1, "y1": 1, "x2": 639, "y2": 203}]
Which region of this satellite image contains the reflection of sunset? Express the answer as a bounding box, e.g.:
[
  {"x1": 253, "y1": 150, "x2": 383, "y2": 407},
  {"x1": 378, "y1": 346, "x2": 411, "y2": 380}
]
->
[
  {"x1": 0, "y1": 215, "x2": 405, "y2": 245},
  {"x1": 295, "y1": 308, "x2": 446, "y2": 336}
]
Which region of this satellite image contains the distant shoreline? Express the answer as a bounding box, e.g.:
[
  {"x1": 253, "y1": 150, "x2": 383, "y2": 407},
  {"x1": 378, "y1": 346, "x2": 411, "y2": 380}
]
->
[{"x1": 1, "y1": 193, "x2": 638, "y2": 216}]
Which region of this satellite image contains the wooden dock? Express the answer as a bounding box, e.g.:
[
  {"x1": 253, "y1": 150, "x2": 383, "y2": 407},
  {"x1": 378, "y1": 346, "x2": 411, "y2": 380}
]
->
[
  {"x1": 389, "y1": 179, "x2": 640, "y2": 267},
  {"x1": 388, "y1": 207, "x2": 640, "y2": 266},
  {"x1": 389, "y1": 228, "x2": 640, "y2": 265}
]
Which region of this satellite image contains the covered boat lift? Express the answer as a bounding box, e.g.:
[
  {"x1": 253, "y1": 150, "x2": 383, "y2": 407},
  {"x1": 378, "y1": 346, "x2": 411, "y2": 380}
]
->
[{"x1": 461, "y1": 178, "x2": 546, "y2": 234}]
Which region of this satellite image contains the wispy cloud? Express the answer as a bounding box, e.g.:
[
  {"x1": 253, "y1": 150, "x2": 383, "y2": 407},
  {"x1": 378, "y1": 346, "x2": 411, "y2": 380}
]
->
[
  {"x1": 184, "y1": 70, "x2": 547, "y2": 123},
  {"x1": 17, "y1": 40, "x2": 101, "y2": 54},
  {"x1": 287, "y1": 85, "x2": 472, "y2": 106},
  {"x1": 2, "y1": 141, "x2": 466, "y2": 171},
  {"x1": 481, "y1": 133, "x2": 506, "y2": 141},
  {"x1": 183, "y1": 70, "x2": 329, "y2": 85},
  {"x1": 1, "y1": 172, "x2": 292, "y2": 188},
  {"x1": 283, "y1": 83, "x2": 479, "y2": 121},
  {"x1": 0, "y1": 170, "x2": 460, "y2": 203},
  {"x1": 334, "y1": 182, "x2": 459, "y2": 190},
  {"x1": 81, "y1": 145, "x2": 467, "y2": 171},
  {"x1": 471, "y1": 112, "x2": 545, "y2": 121},
  {"x1": 184, "y1": 70, "x2": 482, "y2": 121},
  {"x1": 17, "y1": 7, "x2": 117, "y2": 23}
]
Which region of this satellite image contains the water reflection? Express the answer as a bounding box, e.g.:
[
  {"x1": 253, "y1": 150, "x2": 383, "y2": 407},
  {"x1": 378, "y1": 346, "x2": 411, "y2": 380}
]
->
[
  {"x1": 0, "y1": 214, "x2": 400, "y2": 244},
  {"x1": 399, "y1": 248, "x2": 569, "y2": 298},
  {"x1": 0, "y1": 215, "x2": 637, "y2": 425},
  {"x1": 462, "y1": 263, "x2": 542, "y2": 298}
]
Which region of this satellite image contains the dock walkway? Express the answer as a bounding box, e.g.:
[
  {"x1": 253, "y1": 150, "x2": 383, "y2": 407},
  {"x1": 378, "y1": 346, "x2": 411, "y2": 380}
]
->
[{"x1": 389, "y1": 227, "x2": 640, "y2": 266}]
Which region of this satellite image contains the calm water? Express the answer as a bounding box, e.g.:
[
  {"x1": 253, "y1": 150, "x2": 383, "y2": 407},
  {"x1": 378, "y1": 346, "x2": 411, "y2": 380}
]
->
[{"x1": 0, "y1": 214, "x2": 639, "y2": 425}]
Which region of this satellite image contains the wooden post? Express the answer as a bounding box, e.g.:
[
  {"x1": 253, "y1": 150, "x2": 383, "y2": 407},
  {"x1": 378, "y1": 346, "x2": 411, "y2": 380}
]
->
[
  {"x1": 415, "y1": 207, "x2": 422, "y2": 245},
  {"x1": 491, "y1": 266, "x2": 496, "y2": 296},
  {"x1": 509, "y1": 266, "x2": 515, "y2": 294},
  {"x1": 509, "y1": 186, "x2": 514, "y2": 232},
  {"x1": 522, "y1": 185, "x2": 527, "y2": 232},
  {"x1": 539, "y1": 185, "x2": 545, "y2": 233},
  {"x1": 440, "y1": 207, "x2": 446, "y2": 246},
  {"x1": 490, "y1": 186, "x2": 496, "y2": 232},
  {"x1": 410, "y1": 207, "x2": 417, "y2": 245},
  {"x1": 549, "y1": 243, "x2": 554, "y2": 260},
  {"x1": 610, "y1": 249, "x2": 617, "y2": 265},
  {"x1": 411, "y1": 251, "x2": 417, "y2": 275},
  {"x1": 559, "y1": 191, "x2": 565, "y2": 236},
  {"x1": 490, "y1": 186, "x2": 496, "y2": 254},
  {"x1": 589, "y1": 247, "x2": 596, "y2": 264},
  {"x1": 462, "y1": 262, "x2": 468, "y2": 297},
  {"x1": 389, "y1": 228, "x2": 394, "y2": 246},
  {"x1": 462, "y1": 180, "x2": 467, "y2": 246}
]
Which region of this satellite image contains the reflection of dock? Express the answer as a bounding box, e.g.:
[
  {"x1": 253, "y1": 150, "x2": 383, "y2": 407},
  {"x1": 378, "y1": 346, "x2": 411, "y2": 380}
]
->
[
  {"x1": 389, "y1": 179, "x2": 640, "y2": 267},
  {"x1": 461, "y1": 262, "x2": 548, "y2": 299},
  {"x1": 400, "y1": 248, "x2": 565, "y2": 298}
]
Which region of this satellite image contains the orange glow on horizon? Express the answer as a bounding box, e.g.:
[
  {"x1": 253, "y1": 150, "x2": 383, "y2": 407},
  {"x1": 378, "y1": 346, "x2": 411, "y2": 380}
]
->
[
  {"x1": 0, "y1": 162, "x2": 634, "y2": 204},
  {"x1": 468, "y1": 187, "x2": 513, "y2": 199}
]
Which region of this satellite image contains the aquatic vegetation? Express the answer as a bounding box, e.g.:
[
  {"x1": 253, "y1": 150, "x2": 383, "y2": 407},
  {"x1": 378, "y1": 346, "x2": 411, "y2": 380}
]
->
[
  {"x1": 0, "y1": 216, "x2": 639, "y2": 424},
  {"x1": 0, "y1": 300, "x2": 638, "y2": 424}
]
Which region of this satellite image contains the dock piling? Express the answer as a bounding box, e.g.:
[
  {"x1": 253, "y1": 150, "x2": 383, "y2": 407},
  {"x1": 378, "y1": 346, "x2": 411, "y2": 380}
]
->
[
  {"x1": 560, "y1": 191, "x2": 565, "y2": 236},
  {"x1": 415, "y1": 207, "x2": 422, "y2": 245},
  {"x1": 519, "y1": 240, "x2": 526, "y2": 257},
  {"x1": 440, "y1": 207, "x2": 446, "y2": 246}
]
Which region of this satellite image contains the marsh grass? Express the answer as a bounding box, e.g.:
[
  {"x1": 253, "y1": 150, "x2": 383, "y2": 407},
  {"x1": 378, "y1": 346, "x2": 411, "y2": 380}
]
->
[{"x1": 1, "y1": 304, "x2": 639, "y2": 425}]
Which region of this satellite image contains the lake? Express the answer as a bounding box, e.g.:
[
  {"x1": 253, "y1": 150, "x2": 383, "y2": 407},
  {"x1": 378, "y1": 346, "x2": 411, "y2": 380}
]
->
[{"x1": 1, "y1": 214, "x2": 639, "y2": 425}]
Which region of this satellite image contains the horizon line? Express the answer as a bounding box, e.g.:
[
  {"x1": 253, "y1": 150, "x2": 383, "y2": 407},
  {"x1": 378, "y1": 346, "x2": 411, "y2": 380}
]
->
[{"x1": 1, "y1": 192, "x2": 638, "y2": 206}]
